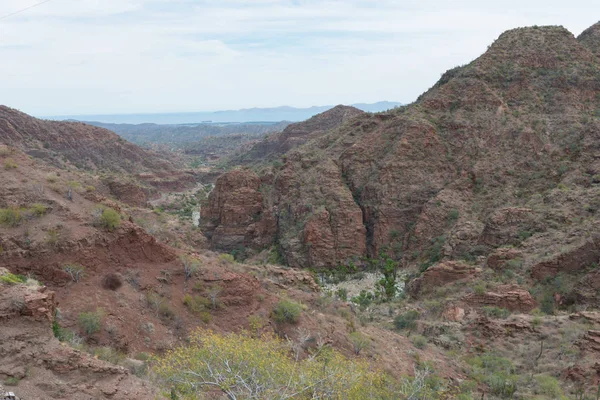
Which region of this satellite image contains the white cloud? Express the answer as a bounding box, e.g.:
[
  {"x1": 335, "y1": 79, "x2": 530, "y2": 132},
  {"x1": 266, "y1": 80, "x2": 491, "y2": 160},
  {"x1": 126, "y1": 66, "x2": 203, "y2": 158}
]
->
[{"x1": 0, "y1": 0, "x2": 598, "y2": 115}]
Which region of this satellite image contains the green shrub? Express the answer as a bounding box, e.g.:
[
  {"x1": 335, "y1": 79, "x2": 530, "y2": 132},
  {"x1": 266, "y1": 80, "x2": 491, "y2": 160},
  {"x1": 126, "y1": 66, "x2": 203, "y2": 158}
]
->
[
  {"x1": 218, "y1": 253, "x2": 235, "y2": 264},
  {"x1": 336, "y1": 288, "x2": 348, "y2": 301},
  {"x1": 518, "y1": 230, "x2": 533, "y2": 240},
  {"x1": 93, "y1": 346, "x2": 125, "y2": 364},
  {"x1": 473, "y1": 283, "x2": 486, "y2": 295},
  {"x1": 448, "y1": 209, "x2": 460, "y2": 221},
  {"x1": 53, "y1": 320, "x2": 76, "y2": 343},
  {"x1": 29, "y1": 203, "x2": 49, "y2": 216},
  {"x1": 3, "y1": 158, "x2": 17, "y2": 169},
  {"x1": 78, "y1": 310, "x2": 103, "y2": 335},
  {"x1": 482, "y1": 306, "x2": 511, "y2": 319},
  {"x1": 183, "y1": 294, "x2": 210, "y2": 314},
  {"x1": 272, "y1": 299, "x2": 302, "y2": 324},
  {"x1": 411, "y1": 335, "x2": 428, "y2": 349},
  {"x1": 99, "y1": 208, "x2": 121, "y2": 231},
  {"x1": 1, "y1": 272, "x2": 27, "y2": 285},
  {"x1": 0, "y1": 208, "x2": 22, "y2": 226},
  {"x1": 4, "y1": 376, "x2": 20, "y2": 386},
  {"x1": 540, "y1": 292, "x2": 555, "y2": 315},
  {"x1": 535, "y1": 374, "x2": 562, "y2": 397},
  {"x1": 351, "y1": 290, "x2": 375, "y2": 308},
  {"x1": 349, "y1": 332, "x2": 370, "y2": 355},
  {"x1": 394, "y1": 310, "x2": 420, "y2": 331}
]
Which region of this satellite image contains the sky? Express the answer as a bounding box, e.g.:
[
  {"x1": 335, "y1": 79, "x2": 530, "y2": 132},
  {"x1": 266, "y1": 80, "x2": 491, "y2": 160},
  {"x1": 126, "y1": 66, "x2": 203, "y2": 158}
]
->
[{"x1": 0, "y1": 0, "x2": 598, "y2": 116}]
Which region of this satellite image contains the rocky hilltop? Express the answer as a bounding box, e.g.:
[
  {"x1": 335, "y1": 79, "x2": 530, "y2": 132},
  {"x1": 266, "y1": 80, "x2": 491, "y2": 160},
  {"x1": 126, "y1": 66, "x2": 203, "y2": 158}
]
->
[{"x1": 205, "y1": 25, "x2": 600, "y2": 271}]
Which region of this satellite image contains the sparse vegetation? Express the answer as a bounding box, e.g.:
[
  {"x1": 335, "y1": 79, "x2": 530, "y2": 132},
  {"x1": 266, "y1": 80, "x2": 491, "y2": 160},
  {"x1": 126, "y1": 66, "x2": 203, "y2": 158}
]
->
[
  {"x1": 272, "y1": 299, "x2": 302, "y2": 324},
  {"x1": 394, "y1": 310, "x2": 420, "y2": 333},
  {"x1": 78, "y1": 310, "x2": 103, "y2": 335},
  {"x1": 3, "y1": 158, "x2": 17, "y2": 169},
  {"x1": 0, "y1": 207, "x2": 22, "y2": 227},
  {"x1": 349, "y1": 331, "x2": 369, "y2": 355},
  {"x1": 1, "y1": 272, "x2": 28, "y2": 285},
  {"x1": 63, "y1": 264, "x2": 86, "y2": 282},
  {"x1": 93, "y1": 207, "x2": 121, "y2": 231}
]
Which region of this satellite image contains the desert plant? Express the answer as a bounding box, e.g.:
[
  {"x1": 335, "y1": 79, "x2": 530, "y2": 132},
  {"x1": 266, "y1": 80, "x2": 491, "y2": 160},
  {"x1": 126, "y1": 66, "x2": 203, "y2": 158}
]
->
[
  {"x1": 93, "y1": 207, "x2": 120, "y2": 231},
  {"x1": 207, "y1": 285, "x2": 222, "y2": 309},
  {"x1": 152, "y1": 328, "x2": 395, "y2": 399},
  {"x1": 351, "y1": 290, "x2": 375, "y2": 309},
  {"x1": 63, "y1": 264, "x2": 86, "y2": 282},
  {"x1": 535, "y1": 374, "x2": 562, "y2": 397},
  {"x1": 3, "y1": 158, "x2": 17, "y2": 169},
  {"x1": 218, "y1": 253, "x2": 235, "y2": 264},
  {"x1": 0, "y1": 207, "x2": 21, "y2": 227},
  {"x1": 411, "y1": 334, "x2": 428, "y2": 349},
  {"x1": 180, "y1": 255, "x2": 200, "y2": 281},
  {"x1": 78, "y1": 310, "x2": 103, "y2": 335},
  {"x1": 4, "y1": 376, "x2": 20, "y2": 386},
  {"x1": 0, "y1": 272, "x2": 28, "y2": 285},
  {"x1": 336, "y1": 287, "x2": 348, "y2": 301},
  {"x1": 349, "y1": 331, "x2": 370, "y2": 355},
  {"x1": 183, "y1": 294, "x2": 210, "y2": 314},
  {"x1": 102, "y1": 273, "x2": 123, "y2": 290},
  {"x1": 394, "y1": 310, "x2": 420, "y2": 333},
  {"x1": 272, "y1": 299, "x2": 302, "y2": 324},
  {"x1": 482, "y1": 306, "x2": 511, "y2": 319},
  {"x1": 376, "y1": 255, "x2": 398, "y2": 300}
]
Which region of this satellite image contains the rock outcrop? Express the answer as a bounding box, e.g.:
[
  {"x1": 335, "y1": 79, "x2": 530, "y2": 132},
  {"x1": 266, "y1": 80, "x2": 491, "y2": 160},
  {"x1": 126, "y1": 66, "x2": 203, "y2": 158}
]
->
[
  {"x1": 463, "y1": 285, "x2": 537, "y2": 312},
  {"x1": 0, "y1": 277, "x2": 156, "y2": 399},
  {"x1": 408, "y1": 261, "x2": 479, "y2": 296},
  {"x1": 486, "y1": 248, "x2": 522, "y2": 270},
  {"x1": 201, "y1": 169, "x2": 276, "y2": 251}
]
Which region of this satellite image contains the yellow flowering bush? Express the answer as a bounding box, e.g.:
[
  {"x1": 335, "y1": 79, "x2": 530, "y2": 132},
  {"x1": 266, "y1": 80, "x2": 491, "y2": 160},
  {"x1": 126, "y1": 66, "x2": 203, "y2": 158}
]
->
[{"x1": 152, "y1": 328, "x2": 395, "y2": 399}]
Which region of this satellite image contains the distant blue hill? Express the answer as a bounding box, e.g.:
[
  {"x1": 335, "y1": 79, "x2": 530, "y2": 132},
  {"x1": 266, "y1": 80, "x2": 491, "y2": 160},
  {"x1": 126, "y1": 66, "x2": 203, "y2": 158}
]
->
[{"x1": 45, "y1": 101, "x2": 402, "y2": 124}]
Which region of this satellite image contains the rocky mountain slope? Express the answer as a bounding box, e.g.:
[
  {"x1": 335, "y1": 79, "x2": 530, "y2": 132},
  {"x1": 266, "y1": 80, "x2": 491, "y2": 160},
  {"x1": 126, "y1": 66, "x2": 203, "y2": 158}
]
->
[
  {"x1": 231, "y1": 105, "x2": 364, "y2": 164},
  {"x1": 204, "y1": 25, "x2": 600, "y2": 271},
  {"x1": 0, "y1": 269, "x2": 157, "y2": 399},
  {"x1": 0, "y1": 126, "x2": 458, "y2": 398},
  {"x1": 0, "y1": 106, "x2": 197, "y2": 206},
  {"x1": 199, "y1": 25, "x2": 600, "y2": 396}
]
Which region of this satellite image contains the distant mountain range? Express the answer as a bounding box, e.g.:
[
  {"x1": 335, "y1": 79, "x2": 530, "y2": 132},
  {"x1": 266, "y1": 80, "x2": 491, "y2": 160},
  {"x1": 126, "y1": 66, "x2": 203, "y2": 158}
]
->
[{"x1": 44, "y1": 101, "x2": 402, "y2": 124}]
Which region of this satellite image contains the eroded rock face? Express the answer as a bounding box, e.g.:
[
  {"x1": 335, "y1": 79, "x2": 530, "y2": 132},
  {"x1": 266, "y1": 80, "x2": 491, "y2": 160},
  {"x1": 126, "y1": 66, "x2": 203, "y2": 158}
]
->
[
  {"x1": 479, "y1": 208, "x2": 536, "y2": 247},
  {"x1": 408, "y1": 261, "x2": 479, "y2": 296},
  {"x1": 201, "y1": 169, "x2": 276, "y2": 251},
  {"x1": 487, "y1": 248, "x2": 522, "y2": 270},
  {"x1": 463, "y1": 285, "x2": 536, "y2": 312},
  {"x1": 531, "y1": 238, "x2": 600, "y2": 280},
  {"x1": 0, "y1": 282, "x2": 157, "y2": 399},
  {"x1": 580, "y1": 330, "x2": 600, "y2": 354}
]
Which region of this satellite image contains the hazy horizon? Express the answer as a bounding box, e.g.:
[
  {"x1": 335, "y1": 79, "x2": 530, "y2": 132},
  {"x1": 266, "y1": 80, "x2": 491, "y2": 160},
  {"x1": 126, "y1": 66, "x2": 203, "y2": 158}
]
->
[
  {"x1": 1, "y1": 0, "x2": 599, "y2": 116},
  {"x1": 43, "y1": 101, "x2": 402, "y2": 124}
]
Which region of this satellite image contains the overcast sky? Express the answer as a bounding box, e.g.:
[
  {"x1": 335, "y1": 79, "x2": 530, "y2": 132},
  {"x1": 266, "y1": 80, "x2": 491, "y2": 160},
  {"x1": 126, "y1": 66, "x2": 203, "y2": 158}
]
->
[{"x1": 0, "y1": 0, "x2": 598, "y2": 116}]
